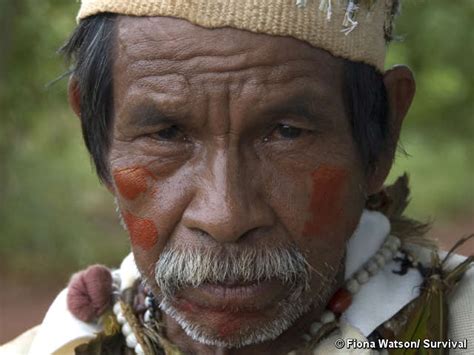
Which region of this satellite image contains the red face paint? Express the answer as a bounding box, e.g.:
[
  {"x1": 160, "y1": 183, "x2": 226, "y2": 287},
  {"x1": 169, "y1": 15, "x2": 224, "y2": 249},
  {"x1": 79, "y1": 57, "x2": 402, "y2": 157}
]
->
[
  {"x1": 123, "y1": 211, "x2": 158, "y2": 250},
  {"x1": 113, "y1": 166, "x2": 154, "y2": 200},
  {"x1": 302, "y1": 166, "x2": 348, "y2": 237}
]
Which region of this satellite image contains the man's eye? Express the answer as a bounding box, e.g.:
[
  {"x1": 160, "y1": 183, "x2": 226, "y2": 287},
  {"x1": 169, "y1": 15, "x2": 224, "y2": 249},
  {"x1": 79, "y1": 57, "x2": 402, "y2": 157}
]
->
[
  {"x1": 274, "y1": 124, "x2": 303, "y2": 139},
  {"x1": 150, "y1": 125, "x2": 186, "y2": 141}
]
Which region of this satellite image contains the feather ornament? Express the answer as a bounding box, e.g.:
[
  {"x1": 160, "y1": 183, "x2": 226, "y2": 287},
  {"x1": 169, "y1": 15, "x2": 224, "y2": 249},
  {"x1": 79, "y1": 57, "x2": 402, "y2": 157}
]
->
[{"x1": 389, "y1": 236, "x2": 473, "y2": 355}]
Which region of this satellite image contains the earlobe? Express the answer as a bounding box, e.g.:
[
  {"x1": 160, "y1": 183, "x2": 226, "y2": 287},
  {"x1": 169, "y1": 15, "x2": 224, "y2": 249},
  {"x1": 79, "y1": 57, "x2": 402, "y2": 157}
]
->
[
  {"x1": 367, "y1": 65, "x2": 416, "y2": 195},
  {"x1": 68, "y1": 76, "x2": 81, "y2": 118}
]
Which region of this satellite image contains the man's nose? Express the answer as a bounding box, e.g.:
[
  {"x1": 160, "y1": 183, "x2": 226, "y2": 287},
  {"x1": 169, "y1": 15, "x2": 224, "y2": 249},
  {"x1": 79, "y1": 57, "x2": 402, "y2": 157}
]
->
[{"x1": 182, "y1": 149, "x2": 274, "y2": 244}]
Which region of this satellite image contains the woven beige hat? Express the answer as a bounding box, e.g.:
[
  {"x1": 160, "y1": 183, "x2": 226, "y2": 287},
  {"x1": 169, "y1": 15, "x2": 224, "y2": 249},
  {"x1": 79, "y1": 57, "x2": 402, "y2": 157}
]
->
[{"x1": 77, "y1": 0, "x2": 401, "y2": 71}]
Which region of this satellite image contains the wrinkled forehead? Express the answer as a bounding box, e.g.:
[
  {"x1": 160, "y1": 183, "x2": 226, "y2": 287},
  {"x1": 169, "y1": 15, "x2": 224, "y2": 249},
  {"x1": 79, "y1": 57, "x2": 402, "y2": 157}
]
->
[{"x1": 114, "y1": 16, "x2": 344, "y2": 86}]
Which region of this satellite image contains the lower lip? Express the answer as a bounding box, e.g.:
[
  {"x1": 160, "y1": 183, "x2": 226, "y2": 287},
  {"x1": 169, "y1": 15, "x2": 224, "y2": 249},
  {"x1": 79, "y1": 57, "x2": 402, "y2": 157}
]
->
[
  {"x1": 174, "y1": 279, "x2": 288, "y2": 313},
  {"x1": 172, "y1": 280, "x2": 289, "y2": 338}
]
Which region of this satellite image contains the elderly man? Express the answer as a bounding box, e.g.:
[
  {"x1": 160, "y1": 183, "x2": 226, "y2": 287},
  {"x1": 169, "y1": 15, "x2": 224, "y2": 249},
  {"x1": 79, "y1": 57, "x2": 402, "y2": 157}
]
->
[{"x1": 2, "y1": 0, "x2": 473, "y2": 354}]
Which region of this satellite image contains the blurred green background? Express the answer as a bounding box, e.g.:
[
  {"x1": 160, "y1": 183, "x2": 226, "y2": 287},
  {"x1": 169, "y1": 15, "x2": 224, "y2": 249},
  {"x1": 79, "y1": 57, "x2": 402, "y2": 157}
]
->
[{"x1": 0, "y1": 0, "x2": 473, "y2": 283}]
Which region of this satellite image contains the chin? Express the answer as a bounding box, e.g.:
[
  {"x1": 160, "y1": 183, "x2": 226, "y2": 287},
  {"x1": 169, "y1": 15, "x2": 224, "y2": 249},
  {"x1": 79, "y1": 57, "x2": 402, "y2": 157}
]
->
[{"x1": 157, "y1": 283, "x2": 312, "y2": 349}]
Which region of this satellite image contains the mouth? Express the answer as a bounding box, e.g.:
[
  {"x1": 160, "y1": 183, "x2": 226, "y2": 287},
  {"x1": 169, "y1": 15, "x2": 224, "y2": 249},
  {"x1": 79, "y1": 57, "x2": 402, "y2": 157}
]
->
[
  {"x1": 164, "y1": 279, "x2": 292, "y2": 339},
  {"x1": 172, "y1": 278, "x2": 289, "y2": 314}
]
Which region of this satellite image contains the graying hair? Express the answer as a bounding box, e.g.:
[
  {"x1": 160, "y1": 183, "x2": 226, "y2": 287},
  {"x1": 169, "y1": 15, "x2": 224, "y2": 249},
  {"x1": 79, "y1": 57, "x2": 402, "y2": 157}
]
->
[
  {"x1": 153, "y1": 243, "x2": 332, "y2": 348},
  {"x1": 154, "y1": 244, "x2": 311, "y2": 297}
]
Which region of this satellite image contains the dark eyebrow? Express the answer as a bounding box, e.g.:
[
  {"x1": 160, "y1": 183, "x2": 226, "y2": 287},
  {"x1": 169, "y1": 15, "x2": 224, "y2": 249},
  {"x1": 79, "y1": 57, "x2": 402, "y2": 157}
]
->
[
  {"x1": 124, "y1": 102, "x2": 182, "y2": 128},
  {"x1": 264, "y1": 94, "x2": 319, "y2": 122}
]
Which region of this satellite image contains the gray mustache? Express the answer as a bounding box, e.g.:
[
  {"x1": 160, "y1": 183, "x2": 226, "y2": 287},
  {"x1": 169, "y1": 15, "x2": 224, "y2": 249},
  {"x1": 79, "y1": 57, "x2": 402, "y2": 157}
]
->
[{"x1": 154, "y1": 244, "x2": 311, "y2": 296}]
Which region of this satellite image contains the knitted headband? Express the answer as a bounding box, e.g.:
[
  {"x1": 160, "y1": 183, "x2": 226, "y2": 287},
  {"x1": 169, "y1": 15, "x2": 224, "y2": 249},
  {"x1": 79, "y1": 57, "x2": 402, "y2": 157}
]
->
[{"x1": 77, "y1": 0, "x2": 401, "y2": 71}]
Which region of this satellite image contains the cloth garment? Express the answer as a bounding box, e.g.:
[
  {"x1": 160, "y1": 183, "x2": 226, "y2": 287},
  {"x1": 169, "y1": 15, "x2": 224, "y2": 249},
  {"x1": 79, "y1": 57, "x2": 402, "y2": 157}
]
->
[
  {"x1": 342, "y1": 210, "x2": 424, "y2": 336},
  {"x1": 76, "y1": 0, "x2": 400, "y2": 71},
  {"x1": 1, "y1": 210, "x2": 473, "y2": 354}
]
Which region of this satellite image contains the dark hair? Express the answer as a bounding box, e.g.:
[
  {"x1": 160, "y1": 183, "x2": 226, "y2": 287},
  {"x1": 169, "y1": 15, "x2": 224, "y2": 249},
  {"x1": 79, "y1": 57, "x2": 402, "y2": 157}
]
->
[
  {"x1": 61, "y1": 14, "x2": 116, "y2": 182},
  {"x1": 343, "y1": 61, "x2": 389, "y2": 172},
  {"x1": 61, "y1": 14, "x2": 389, "y2": 183}
]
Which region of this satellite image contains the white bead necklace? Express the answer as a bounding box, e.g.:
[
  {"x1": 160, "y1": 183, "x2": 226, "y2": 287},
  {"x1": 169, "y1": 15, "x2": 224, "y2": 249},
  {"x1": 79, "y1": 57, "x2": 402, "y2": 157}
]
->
[{"x1": 290, "y1": 234, "x2": 401, "y2": 354}]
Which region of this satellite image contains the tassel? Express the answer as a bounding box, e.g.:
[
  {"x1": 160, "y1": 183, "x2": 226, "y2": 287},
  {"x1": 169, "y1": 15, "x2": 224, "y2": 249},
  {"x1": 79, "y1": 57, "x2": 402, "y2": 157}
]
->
[
  {"x1": 67, "y1": 265, "x2": 113, "y2": 322},
  {"x1": 341, "y1": 0, "x2": 359, "y2": 35},
  {"x1": 319, "y1": 0, "x2": 333, "y2": 20}
]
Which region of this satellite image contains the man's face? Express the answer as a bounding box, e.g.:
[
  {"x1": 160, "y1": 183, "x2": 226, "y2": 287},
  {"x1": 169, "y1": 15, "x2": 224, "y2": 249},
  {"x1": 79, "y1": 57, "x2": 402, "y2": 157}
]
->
[{"x1": 109, "y1": 16, "x2": 367, "y2": 347}]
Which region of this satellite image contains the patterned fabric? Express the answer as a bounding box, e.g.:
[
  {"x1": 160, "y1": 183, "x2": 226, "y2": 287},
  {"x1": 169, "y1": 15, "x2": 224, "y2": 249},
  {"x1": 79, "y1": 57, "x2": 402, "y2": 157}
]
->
[{"x1": 77, "y1": 0, "x2": 400, "y2": 71}]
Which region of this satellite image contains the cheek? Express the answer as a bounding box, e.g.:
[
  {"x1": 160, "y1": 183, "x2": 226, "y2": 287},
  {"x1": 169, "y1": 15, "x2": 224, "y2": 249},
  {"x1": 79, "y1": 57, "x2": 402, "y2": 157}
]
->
[
  {"x1": 113, "y1": 166, "x2": 155, "y2": 200},
  {"x1": 123, "y1": 211, "x2": 159, "y2": 251},
  {"x1": 302, "y1": 165, "x2": 349, "y2": 238}
]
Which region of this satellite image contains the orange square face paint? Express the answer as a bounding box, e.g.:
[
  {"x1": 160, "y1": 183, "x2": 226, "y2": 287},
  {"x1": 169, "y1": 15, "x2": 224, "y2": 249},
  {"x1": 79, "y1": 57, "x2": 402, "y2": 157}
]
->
[
  {"x1": 123, "y1": 211, "x2": 159, "y2": 251},
  {"x1": 113, "y1": 166, "x2": 155, "y2": 200},
  {"x1": 302, "y1": 165, "x2": 349, "y2": 238}
]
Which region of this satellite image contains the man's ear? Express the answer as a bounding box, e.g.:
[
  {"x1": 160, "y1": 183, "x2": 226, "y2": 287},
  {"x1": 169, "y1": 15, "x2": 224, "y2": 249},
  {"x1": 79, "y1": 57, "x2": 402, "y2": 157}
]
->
[
  {"x1": 68, "y1": 76, "x2": 81, "y2": 118},
  {"x1": 367, "y1": 65, "x2": 416, "y2": 195}
]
